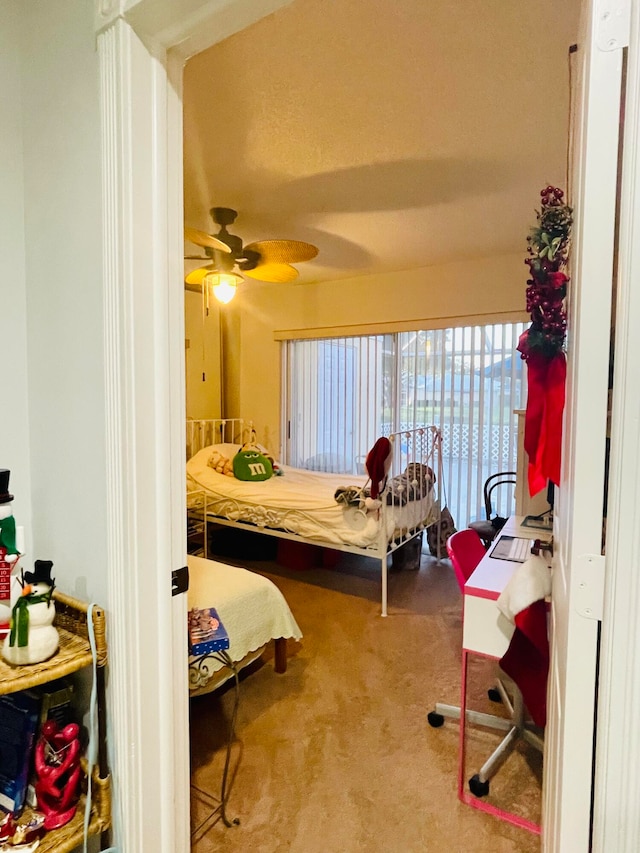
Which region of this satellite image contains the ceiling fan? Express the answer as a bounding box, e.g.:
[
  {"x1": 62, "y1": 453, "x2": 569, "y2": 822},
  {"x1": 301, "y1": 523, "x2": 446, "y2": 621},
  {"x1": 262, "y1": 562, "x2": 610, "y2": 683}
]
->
[{"x1": 184, "y1": 207, "x2": 319, "y2": 302}]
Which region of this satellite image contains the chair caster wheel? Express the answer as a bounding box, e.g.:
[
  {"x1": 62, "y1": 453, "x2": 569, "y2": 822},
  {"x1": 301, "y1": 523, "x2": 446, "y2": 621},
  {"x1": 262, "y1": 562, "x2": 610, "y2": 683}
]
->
[
  {"x1": 469, "y1": 774, "x2": 490, "y2": 797},
  {"x1": 427, "y1": 711, "x2": 445, "y2": 728},
  {"x1": 487, "y1": 687, "x2": 502, "y2": 703}
]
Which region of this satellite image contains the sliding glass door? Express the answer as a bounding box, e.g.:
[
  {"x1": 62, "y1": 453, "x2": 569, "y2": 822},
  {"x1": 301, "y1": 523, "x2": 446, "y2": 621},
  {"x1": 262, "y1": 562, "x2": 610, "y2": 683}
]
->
[{"x1": 283, "y1": 321, "x2": 526, "y2": 527}]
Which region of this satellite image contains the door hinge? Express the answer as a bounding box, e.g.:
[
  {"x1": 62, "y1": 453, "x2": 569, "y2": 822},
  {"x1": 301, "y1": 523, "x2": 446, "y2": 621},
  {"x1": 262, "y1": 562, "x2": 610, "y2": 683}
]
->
[
  {"x1": 574, "y1": 553, "x2": 606, "y2": 620},
  {"x1": 172, "y1": 565, "x2": 189, "y2": 597},
  {"x1": 597, "y1": 0, "x2": 631, "y2": 51}
]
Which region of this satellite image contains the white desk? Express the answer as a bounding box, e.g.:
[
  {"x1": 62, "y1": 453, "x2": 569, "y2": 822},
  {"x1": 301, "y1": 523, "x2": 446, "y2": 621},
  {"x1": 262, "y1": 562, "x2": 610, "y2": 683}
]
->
[
  {"x1": 463, "y1": 516, "x2": 536, "y2": 659},
  {"x1": 458, "y1": 517, "x2": 548, "y2": 835}
]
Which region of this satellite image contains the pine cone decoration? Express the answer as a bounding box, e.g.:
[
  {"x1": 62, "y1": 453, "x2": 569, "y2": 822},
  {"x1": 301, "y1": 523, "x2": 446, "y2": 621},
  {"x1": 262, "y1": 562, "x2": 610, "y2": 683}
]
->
[{"x1": 540, "y1": 204, "x2": 573, "y2": 236}]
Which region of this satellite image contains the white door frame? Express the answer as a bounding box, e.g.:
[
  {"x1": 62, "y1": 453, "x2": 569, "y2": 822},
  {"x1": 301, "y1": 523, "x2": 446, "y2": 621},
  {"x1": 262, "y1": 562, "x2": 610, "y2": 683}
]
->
[
  {"x1": 97, "y1": 17, "x2": 187, "y2": 851},
  {"x1": 592, "y1": 5, "x2": 640, "y2": 851},
  {"x1": 542, "y1": 1, "x2": 626, "y2": 848},
  {"x1": 95, "y1": 1, "x2": 292, "y2": 851},
  {"x1": 95, "y1": 0, "x2": 640, "y2": 850}
]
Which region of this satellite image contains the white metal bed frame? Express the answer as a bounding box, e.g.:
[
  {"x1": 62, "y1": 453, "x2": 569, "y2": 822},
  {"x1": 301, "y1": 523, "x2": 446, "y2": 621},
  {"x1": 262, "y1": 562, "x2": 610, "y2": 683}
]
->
[{"x1": 186, "y1": 418, "x2": 444, "y2": 616}]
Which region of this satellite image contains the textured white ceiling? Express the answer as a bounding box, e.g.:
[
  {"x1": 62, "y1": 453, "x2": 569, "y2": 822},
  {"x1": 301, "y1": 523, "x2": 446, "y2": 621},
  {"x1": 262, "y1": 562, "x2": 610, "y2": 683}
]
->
[{"x1": 183, "y1": 0, "x2": 580, "y2": 285}]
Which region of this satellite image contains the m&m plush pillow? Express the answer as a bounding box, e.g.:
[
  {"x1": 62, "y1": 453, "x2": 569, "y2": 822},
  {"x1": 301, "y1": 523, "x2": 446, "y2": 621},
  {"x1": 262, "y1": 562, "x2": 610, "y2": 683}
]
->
[{"x1": 233, "y1": 448, "x2": 274, "y2": 481}]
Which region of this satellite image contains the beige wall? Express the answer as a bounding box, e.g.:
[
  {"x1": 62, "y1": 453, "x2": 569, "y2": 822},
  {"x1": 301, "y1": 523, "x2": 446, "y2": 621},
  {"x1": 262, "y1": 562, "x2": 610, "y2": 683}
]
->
[
  {"x1": 184, "y1": 291, "x2": 222, "y2": 420},
  {"x1": 185, "y1": 250, "x2": 529, "y2": 454}
]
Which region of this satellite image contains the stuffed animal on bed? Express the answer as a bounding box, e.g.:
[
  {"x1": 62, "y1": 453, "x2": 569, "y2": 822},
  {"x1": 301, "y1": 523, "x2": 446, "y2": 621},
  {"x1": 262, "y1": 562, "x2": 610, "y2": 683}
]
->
[
  {"x1": 234, "y1": 447, "x2": 274, "y2": 481},
  {"x1": 239, "y1": 441, "x2": 282, "y2": 476},
  {"x1": 207, "y1": 449, "x2": 234, "y2": 477},
  {"x1": 334, "y1": 485, "x2": 367, "y2": 509},
  {"x1": 334, "y1": 485, "x2": 380, "y2": 513}
]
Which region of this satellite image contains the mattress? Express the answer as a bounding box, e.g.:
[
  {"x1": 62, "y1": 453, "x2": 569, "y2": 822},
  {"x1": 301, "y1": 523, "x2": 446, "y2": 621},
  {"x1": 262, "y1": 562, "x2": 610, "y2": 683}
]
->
[
  {"x1": 187, "y1": 555, "x2": 302, "y2": 695},
  {"x1": 186, "y1": 444, "x2": 436, "y2": 549}
]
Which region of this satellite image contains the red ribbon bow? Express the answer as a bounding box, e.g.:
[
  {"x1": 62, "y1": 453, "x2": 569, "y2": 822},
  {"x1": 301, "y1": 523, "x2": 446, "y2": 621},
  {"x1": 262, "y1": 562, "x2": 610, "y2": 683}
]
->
[{"x1": 517, "y1": 331, "x2": 566, "y2": 494}]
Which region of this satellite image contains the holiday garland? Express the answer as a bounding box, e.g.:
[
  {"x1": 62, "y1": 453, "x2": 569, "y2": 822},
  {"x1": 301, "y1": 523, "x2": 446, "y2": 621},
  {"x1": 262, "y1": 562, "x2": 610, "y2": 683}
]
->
[
  {"x1": 517, "y1": 186, "x2": 573, "y2": 495},
  {"x1": 520, "y1": 185, "x2": 573, "y2": 358}
]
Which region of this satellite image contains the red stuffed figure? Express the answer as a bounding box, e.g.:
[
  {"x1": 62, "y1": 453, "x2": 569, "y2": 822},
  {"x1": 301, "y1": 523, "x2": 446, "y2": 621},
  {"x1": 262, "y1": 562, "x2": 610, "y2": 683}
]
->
[
  {"x1": 366, "y1": 437, "x2": 393, "y2": 500},
  {"x1": 34, "y1": 720, "x2": 83, "y2": 830}
]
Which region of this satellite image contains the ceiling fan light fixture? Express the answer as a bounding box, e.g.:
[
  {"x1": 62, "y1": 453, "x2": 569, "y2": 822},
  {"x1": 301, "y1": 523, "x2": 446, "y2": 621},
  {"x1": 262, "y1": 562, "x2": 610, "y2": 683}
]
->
[
  {"x1": 204, "y1": 271, "x2": 242, "y2": 304},
  {"x1": 185, "y1": 208, "x2": 319, "y2": 286}
]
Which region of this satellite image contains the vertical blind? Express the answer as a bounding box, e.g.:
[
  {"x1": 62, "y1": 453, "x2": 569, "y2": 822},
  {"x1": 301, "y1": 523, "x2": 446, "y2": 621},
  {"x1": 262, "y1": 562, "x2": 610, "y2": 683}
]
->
[{"x1": 283, "y1": 322, "x2": 526, "y2": 527}]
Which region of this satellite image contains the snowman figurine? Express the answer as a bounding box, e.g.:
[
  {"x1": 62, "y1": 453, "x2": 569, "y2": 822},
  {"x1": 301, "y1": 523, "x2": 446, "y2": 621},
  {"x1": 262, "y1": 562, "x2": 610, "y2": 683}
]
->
[{"x1": 2, "y1": 560, "x2": 59, "y2": 666}]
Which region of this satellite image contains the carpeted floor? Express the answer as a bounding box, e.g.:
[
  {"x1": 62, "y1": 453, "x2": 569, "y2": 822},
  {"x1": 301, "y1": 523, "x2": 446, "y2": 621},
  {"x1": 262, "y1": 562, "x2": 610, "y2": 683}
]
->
[{"x1": 190, "y1": 544, "x2": 542, "y2": 853}]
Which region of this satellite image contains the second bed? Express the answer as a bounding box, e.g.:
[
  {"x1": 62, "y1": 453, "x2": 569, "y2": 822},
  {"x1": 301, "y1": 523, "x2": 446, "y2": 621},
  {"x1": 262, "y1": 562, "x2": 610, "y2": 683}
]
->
[{"x1": 187, "y1": 421, "x2": 444, "y2": 616}]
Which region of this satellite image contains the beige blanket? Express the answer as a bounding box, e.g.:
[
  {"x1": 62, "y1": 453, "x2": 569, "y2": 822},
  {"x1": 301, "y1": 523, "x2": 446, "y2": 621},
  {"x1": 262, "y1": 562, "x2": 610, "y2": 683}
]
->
[{"x1": 187, "y1": 556, "x2": 302, "y2": 695}]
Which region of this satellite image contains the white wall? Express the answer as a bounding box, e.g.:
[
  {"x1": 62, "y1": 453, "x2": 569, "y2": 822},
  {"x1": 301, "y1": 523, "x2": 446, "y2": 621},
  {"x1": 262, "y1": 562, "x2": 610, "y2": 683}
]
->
[
  {"x1": 19, "y1": 0, "x2": 107, "y2": 605},
  {"x1": 0, "y1": 1, "x2": 32, "y2": 550},
  {"x1": 1, "y1": 0, "x2": 112, "y2": 842},
  {"x1": 0, "y1": 4, "x2": 113, "y2": 847}
]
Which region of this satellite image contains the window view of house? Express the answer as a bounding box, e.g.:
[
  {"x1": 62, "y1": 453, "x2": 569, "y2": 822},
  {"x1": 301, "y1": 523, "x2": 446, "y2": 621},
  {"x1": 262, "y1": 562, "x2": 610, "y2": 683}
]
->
[{"x1": 284, "y1": 321, "x2": 526, "y2": 527}]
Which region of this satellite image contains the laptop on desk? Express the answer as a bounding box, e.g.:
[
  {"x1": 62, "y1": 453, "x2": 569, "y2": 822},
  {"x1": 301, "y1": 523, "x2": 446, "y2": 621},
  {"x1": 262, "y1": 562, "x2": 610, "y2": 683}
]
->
[{"x1": 490, "y1": 535, "x2": 532, "y2": 563}]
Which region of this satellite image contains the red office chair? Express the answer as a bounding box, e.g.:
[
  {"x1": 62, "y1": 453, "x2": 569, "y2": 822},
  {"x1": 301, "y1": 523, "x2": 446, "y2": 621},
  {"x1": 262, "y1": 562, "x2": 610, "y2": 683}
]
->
[
  {"x1": 446, "y1": 528, "x2": 487, "y2": 591},
  {"x1": 427, "y1": 528, "x2": 544, "y2": 799}
]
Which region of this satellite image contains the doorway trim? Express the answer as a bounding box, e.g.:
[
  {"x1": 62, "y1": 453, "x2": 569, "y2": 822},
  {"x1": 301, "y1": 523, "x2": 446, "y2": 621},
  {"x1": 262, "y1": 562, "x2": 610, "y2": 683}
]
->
[
  {"x1": 96, "y1": 1, "x2": 293, "y2": 850},
  {"x1": 592, "y1": 8, "x2": 640, "y2": 851}
]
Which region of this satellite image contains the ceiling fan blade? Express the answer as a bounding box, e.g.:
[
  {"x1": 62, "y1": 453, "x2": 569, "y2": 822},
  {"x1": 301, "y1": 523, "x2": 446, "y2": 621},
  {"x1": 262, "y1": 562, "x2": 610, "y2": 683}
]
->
[
  {"x1": 243, "y1": 263, "x2": 299, "y2": 283},
  {"x1": 184, "y1": 227, "x2": 232, "y2": 253},
  {"x1": 244, "y1": 240, "x2": 318, "y2": 264},
  {"x1": 185, "y1": 265, "x2": 215, "y2": 285}
]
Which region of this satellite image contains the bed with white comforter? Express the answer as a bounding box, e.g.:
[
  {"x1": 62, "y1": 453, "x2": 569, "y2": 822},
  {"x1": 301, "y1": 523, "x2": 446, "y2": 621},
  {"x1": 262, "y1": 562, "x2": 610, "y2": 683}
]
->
[
  {"x1": 187, "y1": 443, "x2": 434, "y2": 549},
  {"x1": 187, "y1": 555, "x2": 302, "y2": 696},
  {"x1": 185, "y1": 422, "x2": 443, "y2": 616}
]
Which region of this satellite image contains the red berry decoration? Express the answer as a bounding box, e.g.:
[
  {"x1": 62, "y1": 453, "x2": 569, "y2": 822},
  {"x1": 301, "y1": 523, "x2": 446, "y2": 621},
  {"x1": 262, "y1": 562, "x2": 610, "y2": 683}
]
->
[{"x1": 519, "y1": 187, "x2": 573, "y2": 359}]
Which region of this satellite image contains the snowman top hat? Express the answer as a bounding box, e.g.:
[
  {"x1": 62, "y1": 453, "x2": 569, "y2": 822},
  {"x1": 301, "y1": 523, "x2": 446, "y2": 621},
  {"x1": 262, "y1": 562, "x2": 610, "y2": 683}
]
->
[
  {"x1": 0, "y1": 470, "x2": 13, "y2": 505},
  {"x1": 24, "y1": 560, "x2": 55, "y2": 587}
]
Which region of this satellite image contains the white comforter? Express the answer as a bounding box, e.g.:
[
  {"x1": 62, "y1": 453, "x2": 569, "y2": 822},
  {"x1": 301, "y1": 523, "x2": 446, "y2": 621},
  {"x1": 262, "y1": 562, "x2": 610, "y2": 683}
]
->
[
  {"x1": 187, "y1": 556, "x2": 302, "y2": 694},
  {"x1": 186, "y1": 444, "x2": 435, "y2": 549}
]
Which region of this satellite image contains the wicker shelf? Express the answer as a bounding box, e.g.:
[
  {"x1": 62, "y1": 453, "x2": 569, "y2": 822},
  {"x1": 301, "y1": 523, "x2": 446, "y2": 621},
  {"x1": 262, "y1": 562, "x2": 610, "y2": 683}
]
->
[
  {"x1": 36, "y1": 804, "x2": 101, "y2": 853},
  {"x1": 0, "y1": 627, "x2": 92, "y2": 695},
  {"x1": 16, "y1": 777, "x2": 110, "y2": 853},
  {"x1": 0, "y1": 590, "x2": 111, "y2": 850}
]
